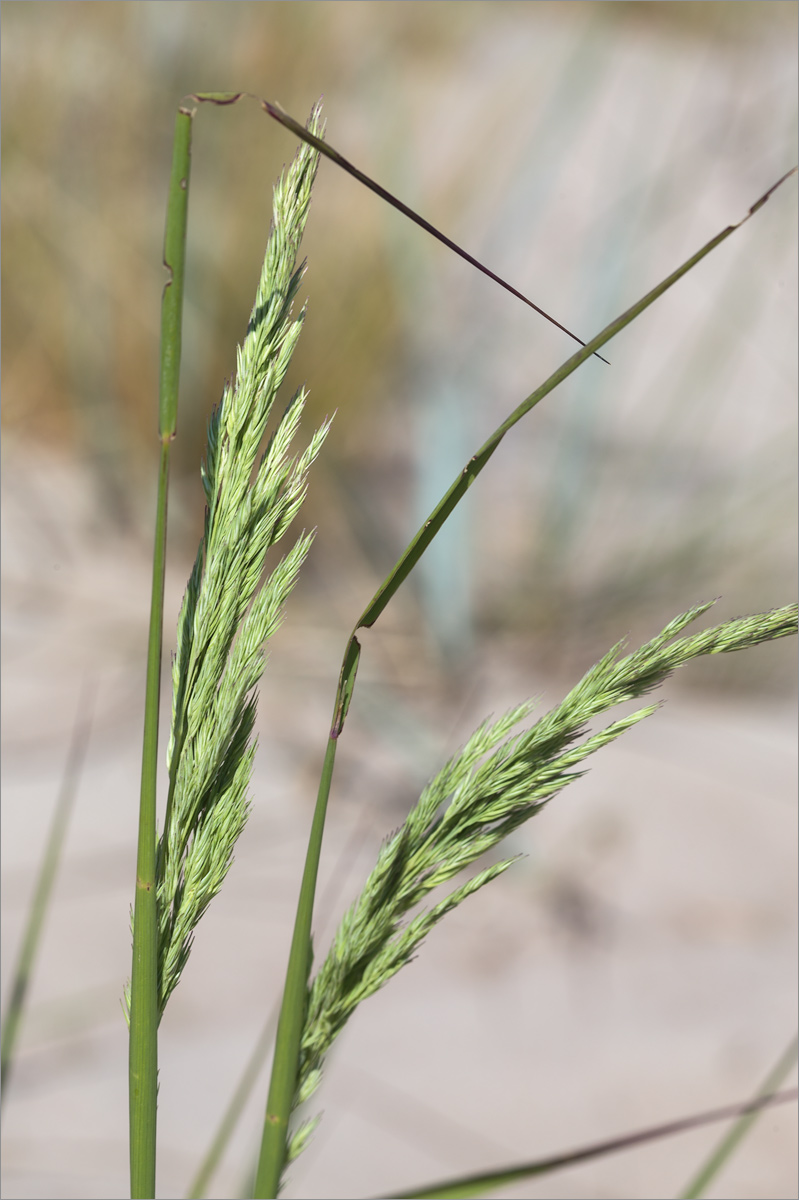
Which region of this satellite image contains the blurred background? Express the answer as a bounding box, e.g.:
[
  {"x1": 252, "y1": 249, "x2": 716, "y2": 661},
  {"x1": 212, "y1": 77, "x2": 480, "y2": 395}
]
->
[{"x1": 2, "y1": 3, "x2": 797, "y2": 1198}]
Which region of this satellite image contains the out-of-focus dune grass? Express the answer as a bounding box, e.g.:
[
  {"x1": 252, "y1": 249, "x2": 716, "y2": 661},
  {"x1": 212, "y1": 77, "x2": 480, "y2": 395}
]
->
[
  {"x1": 2, "y1": 0, "x2": 796, "y2": 690},
  {"x1": 1, "y1": 9, "x2": 797, "y2": 1199}
]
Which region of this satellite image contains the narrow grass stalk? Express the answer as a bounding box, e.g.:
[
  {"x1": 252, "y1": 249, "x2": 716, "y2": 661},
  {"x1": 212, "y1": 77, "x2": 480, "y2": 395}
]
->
[
  {"x1": 124, "y1": 92, "x2": 329, "y2": 1200},
  {"x1": 0, "y1": 681, "x2": 94, "y2": 1113},
  {"x1": 679, "y1": 1032, "x2": 799, "y2": 1199},
  {"x1": 286, "y1": 603, "x2": 797, "y2": 1171},
  {"x1": 384, "y1": 1089, "x2": 798, "y2": 1200},
  {"x1": 254, "y1": 735, "x2": 339, "y2": 1198},
  {"x1": 253, "y1": 638, "x2": 361, "y2": 1196},
  {"x1": 312, "y1": 168, "x2": 797, "y2": 861},
  {"x1": 129, "y1": 104, "x2": 192, "y2": 1200}
]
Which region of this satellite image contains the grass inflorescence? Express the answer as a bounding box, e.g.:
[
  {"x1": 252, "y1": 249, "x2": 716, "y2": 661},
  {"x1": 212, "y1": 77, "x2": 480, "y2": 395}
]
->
[
  {"x1": 126, "y1": 104, "x2": 330, "y2": 1023},
  {"x1": 291, "y1": 601, "x2": 798, "y2": 1153}
]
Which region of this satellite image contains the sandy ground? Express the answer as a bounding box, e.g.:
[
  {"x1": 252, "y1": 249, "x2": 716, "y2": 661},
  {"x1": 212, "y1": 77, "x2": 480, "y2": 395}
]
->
[{"x1": 1, "y1": 447, "x2": 796, "y2": 1200}]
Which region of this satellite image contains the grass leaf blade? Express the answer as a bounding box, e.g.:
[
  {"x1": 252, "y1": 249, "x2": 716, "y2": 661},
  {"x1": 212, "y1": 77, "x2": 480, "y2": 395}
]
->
[
  {"x1": 186, "y1": 90, "x2": 607, "y2": 361},
  {"x1": 354, "y1": 169, "x2": 797, "y2": 637},
  {"x1": 0, "y1": 681, "x2": 94, "y2": 1112},
  {"x1": 678, "y1": 1033, "x2": 799, "y2": 1199},
  {"x1": 384, "y1": 1090, "x2": 798, "y2": 1199}
]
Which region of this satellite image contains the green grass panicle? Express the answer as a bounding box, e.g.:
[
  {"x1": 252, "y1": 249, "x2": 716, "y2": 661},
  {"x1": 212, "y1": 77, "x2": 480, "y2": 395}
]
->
[
  {"x1": 128, "y1": 103, "x2": 331, "y2": 1021},
  {"x1": 290, "y1": 602, "x2": 798, "y2": 1155}
]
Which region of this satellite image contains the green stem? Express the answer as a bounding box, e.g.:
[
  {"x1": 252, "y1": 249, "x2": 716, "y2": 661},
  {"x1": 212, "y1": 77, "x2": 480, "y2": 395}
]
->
[
  {"x1": 129, "y1": 105, "x2": 192, "y2": 1200},
  {"x1": 253, "y1": 730, "x2": 342, "y2": 1198},
  {"x1": 129, "y1": 437, "x2": 170, "y2": 1199},
  {"x1": 188, "y1": 749, "x2": 373, "y2": 1200},
  {"x1": 187, "y1": 1015, "x2": 276, "y2": 1199}
]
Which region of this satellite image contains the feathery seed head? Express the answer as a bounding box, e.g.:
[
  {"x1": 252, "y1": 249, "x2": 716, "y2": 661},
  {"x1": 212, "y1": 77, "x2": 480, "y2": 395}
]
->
[{"x1": 147, "y1": 104, "x2": 330, "y2": 1018}]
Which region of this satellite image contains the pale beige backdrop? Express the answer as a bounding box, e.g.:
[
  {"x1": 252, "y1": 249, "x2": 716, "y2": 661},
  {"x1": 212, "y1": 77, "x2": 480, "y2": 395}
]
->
[{"x1": 2, "y1": 3, "x2": 797, "y2": 1198}]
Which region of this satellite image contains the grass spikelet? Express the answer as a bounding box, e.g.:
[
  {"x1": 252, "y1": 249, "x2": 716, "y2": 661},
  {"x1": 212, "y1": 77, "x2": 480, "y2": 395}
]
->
[{"x1": 130, "y1": 103, "x2": 331, "y2": 1020}]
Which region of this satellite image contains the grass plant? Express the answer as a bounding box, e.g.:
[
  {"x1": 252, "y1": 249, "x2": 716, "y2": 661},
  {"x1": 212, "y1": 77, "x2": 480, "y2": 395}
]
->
[
  {"x1": 3, "y1": 86, "x2": 792, "y2": 1200},
  {"x1": 126, "y1": 95, "x2": 796, "y2": 1200},
  {"x1": 127, "y1": 101, "x2": 330, "y2": 1196}
]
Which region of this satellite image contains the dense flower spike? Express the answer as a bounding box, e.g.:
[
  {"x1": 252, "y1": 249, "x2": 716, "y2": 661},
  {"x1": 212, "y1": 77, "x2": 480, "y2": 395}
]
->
[
  {"x1": 291, "y1": 602, "x2": 797, "y2": 1151},
  {"x1": 128, "y1": 105, "x2": 330, "y2": 1020}
]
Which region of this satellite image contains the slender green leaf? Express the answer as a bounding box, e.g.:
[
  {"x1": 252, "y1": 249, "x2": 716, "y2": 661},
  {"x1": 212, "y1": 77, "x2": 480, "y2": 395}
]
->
[
  {"x1": 257, "y1": 157, "x2": 796, "y2": 1191},
  {"x1": 679, "y1": 1033, "x2": 799, "y2": 1199},
  {"x1": 0, "y1": 681, "x2": 94, "y2": 1112},
  {"x1": 384, "y1": 1090, "x2": 798, "y2": 1199},
  {"x1": 187, "y1": 817, "x2": 374, "y2": 1200}
]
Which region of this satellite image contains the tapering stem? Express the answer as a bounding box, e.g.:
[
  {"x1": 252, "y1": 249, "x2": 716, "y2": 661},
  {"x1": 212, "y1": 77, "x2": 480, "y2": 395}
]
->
[
  {"x1": 129, "y1": 105, "x2": 192, "y2": 1200},
  {"x1": 253, "y1": 732, "x2": 341, "y2": 1198}
]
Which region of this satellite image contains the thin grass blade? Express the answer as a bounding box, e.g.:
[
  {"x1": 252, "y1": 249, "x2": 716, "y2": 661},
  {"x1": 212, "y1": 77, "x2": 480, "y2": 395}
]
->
[
  {"x1": 384, "y1": 1090, "x2": 798, "y2": 1199},
  {"x1": 185, "y1": 91, "x2": 608, "y2": 362},
  {"x1": 0, "y1": 681, "x2": 94, "y2": 1112},
  {"x1": 679, "y1": 1033, "x2": 799, "y2": 1199},
  {"x1": 255, "y1": 163, "x2": 796, "y2": 1187},
  {"x1": 354, "y1": 167, "x2": 797, "y2": 637},
  {"x1": 186, "y1": 815, "x2": 372, "y2": 1199}
]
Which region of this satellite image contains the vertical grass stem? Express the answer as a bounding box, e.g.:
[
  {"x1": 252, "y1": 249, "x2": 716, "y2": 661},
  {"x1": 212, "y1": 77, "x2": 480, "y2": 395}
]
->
[
  {"x1": 253, "y1": 732, "x2": 340, "y2": 1198},
  {"x1": 129, "y1": 106, "x2": 192, "y2": 1200}
]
